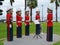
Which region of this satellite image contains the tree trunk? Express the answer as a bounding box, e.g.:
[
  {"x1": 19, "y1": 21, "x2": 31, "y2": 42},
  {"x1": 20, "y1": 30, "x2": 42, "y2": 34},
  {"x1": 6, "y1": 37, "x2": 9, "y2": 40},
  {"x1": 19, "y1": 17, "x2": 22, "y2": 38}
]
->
[
  {"x1": 25, "y1": 0, "x2": 26, "y2": 10},
  {"x1": 10, "y1": 0, "x2": 14, "y2": 6},
  {"x1": 30, "y1": 8, "x2": 32, "y2": 22},
  {"x1": 55, "y1": 0, "x2": 58, "y2": 22}
]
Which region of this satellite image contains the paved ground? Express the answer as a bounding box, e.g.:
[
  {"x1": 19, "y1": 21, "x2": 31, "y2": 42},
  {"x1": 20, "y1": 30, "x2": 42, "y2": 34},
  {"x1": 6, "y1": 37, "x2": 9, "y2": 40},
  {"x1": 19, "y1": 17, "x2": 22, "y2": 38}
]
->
[{"x1": 4, "y1": 34, "x2": 60, "y2": 45}]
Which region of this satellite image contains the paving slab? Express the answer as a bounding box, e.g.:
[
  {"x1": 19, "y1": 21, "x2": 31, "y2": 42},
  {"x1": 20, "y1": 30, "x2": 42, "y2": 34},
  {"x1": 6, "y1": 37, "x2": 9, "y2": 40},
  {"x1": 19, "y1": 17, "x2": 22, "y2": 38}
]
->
[{"x1": 4, "y1": 34, "x2": 60, "y2": 45}]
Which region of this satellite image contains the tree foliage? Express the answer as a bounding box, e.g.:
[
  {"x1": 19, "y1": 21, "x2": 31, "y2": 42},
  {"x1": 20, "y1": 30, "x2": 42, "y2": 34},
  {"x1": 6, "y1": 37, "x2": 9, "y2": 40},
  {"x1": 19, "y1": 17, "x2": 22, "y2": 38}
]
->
[{"x1": 27, "y1": 0, "x2": 37, "y2": 9}]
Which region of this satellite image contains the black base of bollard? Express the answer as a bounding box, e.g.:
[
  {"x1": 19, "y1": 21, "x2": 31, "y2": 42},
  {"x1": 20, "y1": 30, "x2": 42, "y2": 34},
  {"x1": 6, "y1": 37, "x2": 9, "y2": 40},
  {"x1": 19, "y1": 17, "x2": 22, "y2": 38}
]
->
[
  {"x1": 47, "y1": 26, "x2": 53, "y2": 42},
  {"x1": 17, "y1": 27, "x2": 22, "y2": 38},
  {"x1": 25, "y1": 25, "x2": 29, "y2": 36}
]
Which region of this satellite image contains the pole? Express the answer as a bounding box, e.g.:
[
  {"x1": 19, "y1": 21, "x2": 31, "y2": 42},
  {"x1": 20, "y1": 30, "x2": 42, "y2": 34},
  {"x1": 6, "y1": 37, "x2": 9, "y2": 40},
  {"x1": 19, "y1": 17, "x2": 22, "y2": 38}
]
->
[
  {"x1": 41, "y1": 4, "x2": 44, "y2": 34},
  {"x1": 42, "y1": 5, "x2": 43, "y2": 22}
]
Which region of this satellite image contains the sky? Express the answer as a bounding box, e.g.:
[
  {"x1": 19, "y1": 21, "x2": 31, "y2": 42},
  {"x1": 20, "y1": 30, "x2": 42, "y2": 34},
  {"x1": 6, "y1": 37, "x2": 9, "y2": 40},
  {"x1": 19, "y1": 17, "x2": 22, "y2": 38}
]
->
[{"x1": 0, "y1": 0, "x2": 60, "y2": 21}]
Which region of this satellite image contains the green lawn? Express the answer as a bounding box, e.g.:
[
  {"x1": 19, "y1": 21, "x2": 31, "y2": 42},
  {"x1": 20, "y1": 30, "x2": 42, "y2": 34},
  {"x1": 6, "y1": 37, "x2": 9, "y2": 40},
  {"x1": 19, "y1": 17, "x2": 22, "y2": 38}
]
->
[
  {"x1": 0, "y1": 22, "x2": 60, "y2": 45},
  {"x1": 0, "y1": 40, "x2": 4, "y2": 45},
  {"x1": 53, "y1": 41, "x2": 60, "y2": 45}
]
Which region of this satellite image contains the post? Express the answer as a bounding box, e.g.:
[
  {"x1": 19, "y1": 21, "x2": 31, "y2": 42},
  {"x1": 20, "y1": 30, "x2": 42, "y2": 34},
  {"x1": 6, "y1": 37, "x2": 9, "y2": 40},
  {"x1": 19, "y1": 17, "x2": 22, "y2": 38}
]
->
[
  {"x1": 6, "y1": 9, "x2": 13, "y2": 41},
  {"x1": 46, "y1": 9, "x2": 53, "y2": 41},
  {"x1": 42, "y1": 5, "x2": 43, "y2": 22}
]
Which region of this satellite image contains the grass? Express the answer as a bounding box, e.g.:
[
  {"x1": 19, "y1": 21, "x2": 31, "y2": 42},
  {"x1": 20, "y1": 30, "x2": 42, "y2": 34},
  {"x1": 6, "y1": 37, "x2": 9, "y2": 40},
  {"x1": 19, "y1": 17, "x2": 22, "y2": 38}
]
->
[
  {"x1": 53, "y1": 41, "x2": 60, "y2": 45},
  {"x1": 0, "y1": 40, "x2": 4, "y2": 45},
  {"x1": 53, "y1": 22, "x2": 60, "y2": 35},
  {"x1": 0, "y1": 22, "x2": 36, "y2": 39},
  {"x1": 0, "y1": 22, "x2": 60, "y2": 45}
]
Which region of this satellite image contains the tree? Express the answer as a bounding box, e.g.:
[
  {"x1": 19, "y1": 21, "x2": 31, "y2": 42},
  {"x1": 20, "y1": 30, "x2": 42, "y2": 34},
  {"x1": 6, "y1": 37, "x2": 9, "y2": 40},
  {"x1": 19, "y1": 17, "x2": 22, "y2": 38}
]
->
[
  {"x1": 10, "y1": 0, "x2": 14, "y2": 6},
  {"x1": 0, "y1": 0, "x2": 4, "y2": 15},
  {"x1": 0, "y1": 9, "x2": 3, "y2": 15},
  {"x1": 50, "y1": 0, "x2": 55, "y2": 3},
  {"x1": 27, "y1": 0, "x2": 37, "y2": 22},
  {"x1": 0, "y1": 1, "x2": 3, "y2": 5},
  {"x1": 50, "y1": 0, "x2": 60, "y2": 22},
  {"x1": 0, "y1": 0, "x2": 4, "y2": 5}
]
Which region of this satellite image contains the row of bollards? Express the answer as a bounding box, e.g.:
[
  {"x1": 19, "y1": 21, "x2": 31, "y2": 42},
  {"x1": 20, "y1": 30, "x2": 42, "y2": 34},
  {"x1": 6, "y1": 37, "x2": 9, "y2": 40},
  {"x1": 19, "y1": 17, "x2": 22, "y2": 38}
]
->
[{"x1": 6, "y1": 8, "x2": 53, "y2": 42}]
